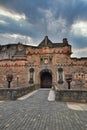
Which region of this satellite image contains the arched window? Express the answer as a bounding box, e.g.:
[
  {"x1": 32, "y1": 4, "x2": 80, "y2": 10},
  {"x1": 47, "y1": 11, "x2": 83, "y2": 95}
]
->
[
  {"x1": 58, "y1": 68, "x2": 63, "y2": 84},
  {"x1": 29, "y1": 68, "x2": 34, "y2": 84}
]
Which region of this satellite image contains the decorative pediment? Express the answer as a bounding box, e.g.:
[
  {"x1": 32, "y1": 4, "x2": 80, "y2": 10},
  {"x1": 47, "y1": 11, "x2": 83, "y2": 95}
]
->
[{"x1": 38, "y1": 36, "x2": 53, "y2": 48}]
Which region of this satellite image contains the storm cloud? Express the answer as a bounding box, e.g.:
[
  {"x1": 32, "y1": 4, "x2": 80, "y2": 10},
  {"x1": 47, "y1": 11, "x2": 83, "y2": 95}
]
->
[{"x1": 0, "y1": 0, "x2": 87, "y2": 57}]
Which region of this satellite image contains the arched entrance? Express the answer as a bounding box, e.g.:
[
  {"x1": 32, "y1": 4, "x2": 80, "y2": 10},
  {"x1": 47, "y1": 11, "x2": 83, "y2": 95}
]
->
[{"x1": 40, "y1": 70, "x2": 52, "y2": 88}]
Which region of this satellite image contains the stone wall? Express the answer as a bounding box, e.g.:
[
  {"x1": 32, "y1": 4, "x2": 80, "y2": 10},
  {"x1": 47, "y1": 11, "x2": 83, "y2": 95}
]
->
[
  {"x1": 0, "y1": 59, "x2": 87, "y2": 89},
  {"x1": 0, "y1": 84, "x2": 39, "y2": 100},
  {"x1": 55, "y1": 89, "x2": 87, "y2": 103}
]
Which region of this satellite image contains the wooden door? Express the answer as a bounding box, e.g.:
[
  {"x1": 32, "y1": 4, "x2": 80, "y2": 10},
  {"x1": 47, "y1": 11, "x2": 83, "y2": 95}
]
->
[{"x1": 41, "y1": 72, "x2": 52, "y2": 88}]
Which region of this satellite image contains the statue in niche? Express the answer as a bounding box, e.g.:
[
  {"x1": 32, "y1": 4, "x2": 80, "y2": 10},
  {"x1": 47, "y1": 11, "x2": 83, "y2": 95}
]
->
[{"x1": 58, "y1": 67, "x2": 63, "y2": 84}]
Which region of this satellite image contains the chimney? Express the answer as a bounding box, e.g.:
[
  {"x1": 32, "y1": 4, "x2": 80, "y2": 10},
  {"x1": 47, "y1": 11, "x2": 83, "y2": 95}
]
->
[{"x1": 63, "y1": 38, "x2": 68, "y2": 44}]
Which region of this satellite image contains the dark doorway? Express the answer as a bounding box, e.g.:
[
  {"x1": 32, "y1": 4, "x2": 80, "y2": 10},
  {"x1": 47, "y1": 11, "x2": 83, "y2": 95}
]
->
[{"x1": 40, "y1": 71, "x2": 52, "y2": 88}]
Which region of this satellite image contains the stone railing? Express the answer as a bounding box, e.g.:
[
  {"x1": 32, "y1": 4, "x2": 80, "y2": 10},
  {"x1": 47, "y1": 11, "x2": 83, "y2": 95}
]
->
[
  {"x1": 55, "y1": 89, "x2": 87, "y2": 103},
  {"x1": 0, "y1": 84, "x2": 39, "y2": 100}
]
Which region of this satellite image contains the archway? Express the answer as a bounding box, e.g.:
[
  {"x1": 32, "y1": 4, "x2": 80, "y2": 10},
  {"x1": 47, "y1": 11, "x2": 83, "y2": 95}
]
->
[{"x1": 40, "y1": 70, "x2": 52, "y2": 88}]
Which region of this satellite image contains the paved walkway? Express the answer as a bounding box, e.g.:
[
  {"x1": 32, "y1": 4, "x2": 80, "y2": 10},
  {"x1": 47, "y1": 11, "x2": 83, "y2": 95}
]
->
[{"x1": 0, "y1": 89, "x2": 87, "y2": 130}]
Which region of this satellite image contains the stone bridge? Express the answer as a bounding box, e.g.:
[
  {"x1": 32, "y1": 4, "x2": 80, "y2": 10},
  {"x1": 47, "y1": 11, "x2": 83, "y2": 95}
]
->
[{"x1": 0, "y1": 89, "x2": 87, "y2": 130}]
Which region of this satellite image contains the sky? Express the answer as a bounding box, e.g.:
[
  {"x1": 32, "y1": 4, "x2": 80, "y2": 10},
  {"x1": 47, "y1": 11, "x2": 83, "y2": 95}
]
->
[{"x1": 0, "y1": 0, "x2": 87, "y2": 58}]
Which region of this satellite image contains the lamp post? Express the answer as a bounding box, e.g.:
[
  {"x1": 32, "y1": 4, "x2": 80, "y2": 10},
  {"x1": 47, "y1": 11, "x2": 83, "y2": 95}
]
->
[
  {"x1": 6, "y1": 74, "x2": 13, "y2": 88},
  {"x1": 65, "y1": 74, "x2": 72, "y2": 89}
]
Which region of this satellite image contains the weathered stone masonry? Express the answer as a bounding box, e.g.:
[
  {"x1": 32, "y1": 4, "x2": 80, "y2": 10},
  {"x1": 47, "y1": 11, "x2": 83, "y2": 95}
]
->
[{"x1": 0, "y1": 36, "x2": 87, "y2": 89}]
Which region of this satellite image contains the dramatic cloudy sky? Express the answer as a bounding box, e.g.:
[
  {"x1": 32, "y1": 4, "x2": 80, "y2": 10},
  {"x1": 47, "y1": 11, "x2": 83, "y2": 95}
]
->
[{"x1": 0, "y1": 0, "x2": 87, "y2": 57}]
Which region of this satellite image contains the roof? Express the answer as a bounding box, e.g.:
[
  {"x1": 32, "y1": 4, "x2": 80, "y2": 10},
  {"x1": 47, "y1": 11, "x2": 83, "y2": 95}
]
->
[
  {"x1": 0, "y1": 36, "x2": 71, "y2": 50},
  {"x1": 38, "y1": 36, "x2": 70, "y2": 48}
]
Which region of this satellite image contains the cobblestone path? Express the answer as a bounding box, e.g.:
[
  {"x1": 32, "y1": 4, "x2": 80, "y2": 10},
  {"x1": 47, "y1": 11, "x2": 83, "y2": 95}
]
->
[{"x1": 0, "y1": 89, "x2": 87, "y2": 130}]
